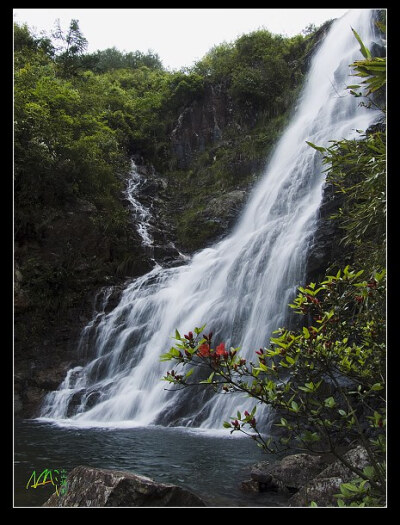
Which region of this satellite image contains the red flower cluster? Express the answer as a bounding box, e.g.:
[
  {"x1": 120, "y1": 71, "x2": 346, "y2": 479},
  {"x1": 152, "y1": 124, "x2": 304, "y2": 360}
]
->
[
  {"x1": 198, "y1": 343, "x2": 211, "y2": 357},
  {"x1": 197, "y1": 341, "x2": 229, "y2": 359},
  {"x1": 216, "y1": 342, "x2": 229, "y2": 358}
]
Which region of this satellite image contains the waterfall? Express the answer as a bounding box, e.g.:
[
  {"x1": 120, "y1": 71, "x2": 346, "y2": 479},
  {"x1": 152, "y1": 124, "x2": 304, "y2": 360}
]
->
[
  {"x1": 40, "y1": 9, "x2": 382, "y2": 429},
  {"x1": 124, "y1": 161, "x2": 154, "y2": 249}
]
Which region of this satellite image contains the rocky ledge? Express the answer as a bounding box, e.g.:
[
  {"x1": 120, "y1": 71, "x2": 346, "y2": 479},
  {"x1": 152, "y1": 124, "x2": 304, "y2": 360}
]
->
[
  {"x1": 242, "y1": 446, "x2": 372, "y2": 507},
  {"x1": 43, "y1": 465, "x2": 206, "y2": 507}
]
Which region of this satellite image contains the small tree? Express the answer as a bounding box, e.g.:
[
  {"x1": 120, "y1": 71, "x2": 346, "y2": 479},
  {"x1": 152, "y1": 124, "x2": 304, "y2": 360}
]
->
[
  {"x1": 52, "y1": 18, "x2": 88, "y2": 76},
  {"x1": 161, "y1": 266, "x2": 386, "y2": 505}
]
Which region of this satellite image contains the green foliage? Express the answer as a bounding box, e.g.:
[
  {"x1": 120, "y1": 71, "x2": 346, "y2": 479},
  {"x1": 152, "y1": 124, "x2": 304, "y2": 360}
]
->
[
  {"x1": 323, "y1": 132, "x2": 385, "y2": 266},
  {"x1": 307, "y1": 26, "x2": 386, "y2": 273},
  {"x1": 82, "y1": 47, "x2": 163, "y2": 73},
  {"x1": 161, "y1": 267, "x2": 386, "y2": 505},
  {"x1": 193, "y1": 41, "x2": 236, "y2": 79},
  {"x1": 14, "y1": 55, "x2": 125, "y2": 210},
  {"x1": 334, "y1": 466, "x2": 385, "y2": 507},
  {"x1": 193, "y1": 28, "x2": 315, "y2": 115},
  {"x1": 52, "y1": 18, "x2": 88, "y2": 76},
  {"x1": 228, "y1": 31, "x2": 293, "y2": 113},
  {"x1": 166, "y1": 71, "x2": 205, "y2": 109},
  {"x1": 349, "y1": 28, "x2": 386, "y2": 98},
  {"x1": 14, "y1": 21, "x2": 137, "y2": 313},
  {"x1": 14, "y1": 22, "x2": 55, "y2": 56}
]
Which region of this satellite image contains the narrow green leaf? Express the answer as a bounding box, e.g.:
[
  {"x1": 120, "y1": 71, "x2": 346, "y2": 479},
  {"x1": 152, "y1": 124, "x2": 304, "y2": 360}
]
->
[
  {"x1": 351, "y1": 27, "x2": 372, "y2": 59},
  {"x1": 306, "y1": 140, "x2": 326, "y2": 153}
]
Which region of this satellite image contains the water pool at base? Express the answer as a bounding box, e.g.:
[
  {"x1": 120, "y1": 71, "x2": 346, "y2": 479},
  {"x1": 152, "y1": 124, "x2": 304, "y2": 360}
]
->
[{"x1": 14, "y1": 419, "x2": 289, "y2": 507}]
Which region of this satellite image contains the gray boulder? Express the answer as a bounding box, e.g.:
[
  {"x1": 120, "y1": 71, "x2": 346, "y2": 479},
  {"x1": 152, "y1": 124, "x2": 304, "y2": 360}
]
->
[
  {"x1": 241, "y1": 446, "x2": 372, "y2": 507},
  {"x1": 289, "y1": 477, "x2": 344, "y2": 507},
  {"x1": 242, "y1": 453, "x2": 328, "y2": 494},
  {"x1": 289, "y1": 446, "x2": 370, "y2": 507},
  {"x1": 43, "y1": 465, "x2": 206, "y2": 507}
]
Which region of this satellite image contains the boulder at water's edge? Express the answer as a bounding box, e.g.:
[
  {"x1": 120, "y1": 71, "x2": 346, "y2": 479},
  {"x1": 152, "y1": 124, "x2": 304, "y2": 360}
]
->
[{"x1": 43, "y1": 465, "x2": 206, "y2": 507}]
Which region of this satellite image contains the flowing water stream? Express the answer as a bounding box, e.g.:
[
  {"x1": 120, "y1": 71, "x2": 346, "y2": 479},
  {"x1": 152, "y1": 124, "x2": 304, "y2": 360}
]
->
[{"x1": 38, "y1": 9, "x2": 381, "y2": 432}]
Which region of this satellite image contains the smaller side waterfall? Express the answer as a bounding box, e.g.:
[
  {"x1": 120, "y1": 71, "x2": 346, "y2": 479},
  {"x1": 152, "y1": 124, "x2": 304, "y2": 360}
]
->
[{"x1": 124, "y1": 161, "x2": 154, "y2": 248}]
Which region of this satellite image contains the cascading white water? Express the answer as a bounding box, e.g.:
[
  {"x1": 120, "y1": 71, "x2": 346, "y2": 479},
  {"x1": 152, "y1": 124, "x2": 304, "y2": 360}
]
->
[
  {"x1": 40, "y1": 9, "x2": 382, "y2": 429},
  {"x1": 124, "y1": 161, "x2": 154, "y2": 248}
]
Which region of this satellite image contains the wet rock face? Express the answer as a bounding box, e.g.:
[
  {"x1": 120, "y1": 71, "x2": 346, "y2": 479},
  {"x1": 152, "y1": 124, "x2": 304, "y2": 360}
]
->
[
  {"x1": 305, "y1": 182, "x2": 345, "y2": 284},
  {"x1": 43, "y1": 465, "x2": 206, "y2": 507},
  {"x1": 170, "y1": 84, "x2": 231, "y2": 170}
]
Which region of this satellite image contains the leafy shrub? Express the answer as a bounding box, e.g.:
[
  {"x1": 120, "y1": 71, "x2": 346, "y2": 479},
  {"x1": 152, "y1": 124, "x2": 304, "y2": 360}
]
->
[{"x1": 161, "y1": 266, "x2": 386, "y2": 505}]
